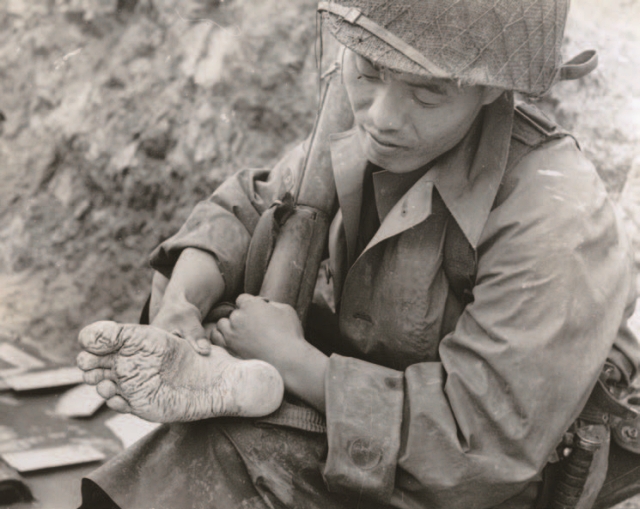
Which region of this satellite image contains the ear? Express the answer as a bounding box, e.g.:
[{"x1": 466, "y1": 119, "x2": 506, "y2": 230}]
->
[{"x1": 480, "y1": 86, "x2": 505, "y2": 106}]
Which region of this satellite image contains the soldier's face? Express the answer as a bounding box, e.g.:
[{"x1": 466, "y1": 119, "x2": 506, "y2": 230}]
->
[{"x1": 342, "y1": 49, "x2": 501, "y2": 173}]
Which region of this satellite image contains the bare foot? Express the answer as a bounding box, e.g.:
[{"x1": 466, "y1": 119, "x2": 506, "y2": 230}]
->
[{"x1": 76, "y1": 321, "x2": 284, "y2": 423}]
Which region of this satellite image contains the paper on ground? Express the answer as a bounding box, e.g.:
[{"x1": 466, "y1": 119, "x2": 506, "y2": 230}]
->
[
  {"x1": 0, "y1": 343, "x2": 47, "y2": 385},
  {"x1": 5, "y1": 367, "x2": 83, "y2": 391},
  {"x1": 55, "y1": 384, "x2": 105, "y2": 417},
  {"x1": 0, "y1": 343, "x2": 45, "y2": 370},
  {"x1": 0, "y1": 380, "x2": 7, "y2": 391},
  {"x1": 105, "y1": 414, "x2": 161, "y2": 449},
  {"x1": 1, "y1": 444, "x2": 105, "y2": 473}
]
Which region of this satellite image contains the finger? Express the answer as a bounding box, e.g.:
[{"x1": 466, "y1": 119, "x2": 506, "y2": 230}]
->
[
  {"x1": 79, "y1": 321, "x2": 128, "y2": 355},
  {"x1": 185, "y1": 336, "x2": 211, "y2": 356},
  {"x1": 83, "y1": 368, "x2": 116, "y2": 385},
  {"x1": 216, "y1": 317, "x2": 232, "y2": 336},
  {"x1": 77, "y1": 351, "x2": 114, "y2": 371},
  {"x1": 270, "y1": 301, "x2": 292, "y2": 310},
  {"x1": 204, "y1": 302, "x2": 236, "y2": 322},
  {"x1": 96, "y1": 379, "x2": 118, "y2": 399},
  {"x1": 106, "y1": 395, "x2": 132, "y2": 414},
  {"x1": 235, "y1": 294, "x2": 261, "y2": 308},
  {"x1": 196, "y1": 338, "x2": 212, "y2": 354},
  {"x1": 206, "y1": 325, "x2": 227, "y2": 348}
]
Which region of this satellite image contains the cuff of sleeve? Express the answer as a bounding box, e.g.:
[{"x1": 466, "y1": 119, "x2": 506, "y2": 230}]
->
[
  {"x1": 323, "y1": 354, "x2": 404, "y2": 503},
  {"x1": 149, "y1": 201, "x2": 252, "y2": 300}
]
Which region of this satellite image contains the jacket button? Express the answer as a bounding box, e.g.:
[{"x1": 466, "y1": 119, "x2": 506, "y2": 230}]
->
[{"x1": 348, "y1": 438, "x2": 383, "y2": 470}]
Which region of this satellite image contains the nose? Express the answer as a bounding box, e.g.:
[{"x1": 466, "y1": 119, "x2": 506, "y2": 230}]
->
[{"x1": 368, "y1": 81, "x2": 406, "y2": 132}]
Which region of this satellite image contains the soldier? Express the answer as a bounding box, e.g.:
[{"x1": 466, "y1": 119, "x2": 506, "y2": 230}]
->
[{"x1": 77, "y1": 1, "x2": 640, "y2": 508}]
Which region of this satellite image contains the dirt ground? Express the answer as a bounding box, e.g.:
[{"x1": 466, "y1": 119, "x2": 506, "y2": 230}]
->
[{"x1": 0, "y1": 0, "x2": 639, "y2": 505}]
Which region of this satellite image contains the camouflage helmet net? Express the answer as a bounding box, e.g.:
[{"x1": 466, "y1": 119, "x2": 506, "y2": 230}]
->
[{"x1": 321, "y1": 0, "x2": 571, "y2": 96}]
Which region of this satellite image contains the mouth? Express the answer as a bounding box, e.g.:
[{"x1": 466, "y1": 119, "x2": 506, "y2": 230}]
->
[{"x1": 363, "y1": 129, "x2": 406, "y2": 151}]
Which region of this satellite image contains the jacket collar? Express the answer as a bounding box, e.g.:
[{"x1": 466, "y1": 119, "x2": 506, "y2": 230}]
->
[{"x1": 329, "y1": 92, "x2": 514, "y2": 262}]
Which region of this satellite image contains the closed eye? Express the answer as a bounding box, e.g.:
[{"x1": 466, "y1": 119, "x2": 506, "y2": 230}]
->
[
  {"x1": 412, "y1": 87, "x2": 446, "y2": 107},
  {"x1": 355, "y1": 55, "x2": 381, "y2": 81}
]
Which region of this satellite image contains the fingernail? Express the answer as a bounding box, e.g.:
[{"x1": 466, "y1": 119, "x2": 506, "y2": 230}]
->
[{"x1": 197, "y1": 338, "x2": 211, "y2": 354}]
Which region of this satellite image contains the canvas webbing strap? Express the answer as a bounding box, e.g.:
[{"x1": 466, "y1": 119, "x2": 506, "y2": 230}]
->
[
  {"x1": 317, "y1": 1, "x2": 449, "y2": 78},
  {"x1": 256, "y1": 400, "x2": 326, "y2": 433},
  {"x1": 559, "y1": 49, "x2": 598, "y2": 81}
]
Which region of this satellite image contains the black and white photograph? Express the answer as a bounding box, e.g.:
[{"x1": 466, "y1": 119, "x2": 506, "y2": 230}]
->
[{"x1": 0, "y1": 0, "x2": 639, "y2": 508}]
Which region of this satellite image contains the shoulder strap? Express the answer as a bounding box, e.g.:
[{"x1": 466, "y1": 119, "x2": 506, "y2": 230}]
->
[{"x1": 443, "y1": 103, "x2": 570, "y2": 306}]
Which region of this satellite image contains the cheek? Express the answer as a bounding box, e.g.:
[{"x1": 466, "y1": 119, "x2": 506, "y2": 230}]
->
[
  {"x1": 412, "y1": 96, "x2": 482, "y2": 152},
  {"x1": 342, "y1": 63, "x2": 372, "y2": 118},
  {"x1": 344, "y1": 80, "x2": 369, "y2": 119}
]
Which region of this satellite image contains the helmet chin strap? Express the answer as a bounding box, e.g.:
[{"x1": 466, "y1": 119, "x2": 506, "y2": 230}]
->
[{"x1": 558, "y1": 49, "x2": 598, "y2": 81}]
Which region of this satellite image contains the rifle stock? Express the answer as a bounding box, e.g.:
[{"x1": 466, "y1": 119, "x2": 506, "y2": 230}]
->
[{"x1": 257, "y1": 64, "x2": 353, "y2": 323}]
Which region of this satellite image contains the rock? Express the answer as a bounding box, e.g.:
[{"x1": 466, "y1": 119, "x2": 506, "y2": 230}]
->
[
  {"x1": 194, "y1": 29, "x2": 235, "y2": 88},
  {"x1": 178, "y1": 23, "x2": 212, "y2": 79},
  {"x1": 0, "y1": 327, "x2": 20, "y2": 343},
  {"x1": 55, "y1": 0, "x2": 119, "y2": 20},
  {"x1": 51, "y1": 170, "x2": 75, "y2": 207},
  {"x1": 108, "y1": 142, "x2": 138, "y2": 174},
  {"x1": 7, "y1": 0, "x2": 48, "y2": 17},
  {"x1": 73, "y1": 199, "x2": 92, "y2": 219},
  {"x1": 140, "y1": 120, "x2": 173, "y2": 160}
]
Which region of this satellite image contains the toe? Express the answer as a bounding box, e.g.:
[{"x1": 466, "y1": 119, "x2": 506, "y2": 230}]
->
[
  {"x1": 96, "y1": 380, "x2": 118, "y2": 399},
  {"x1": 106, "y1": 396, "x2": 132, "y2": 414},
  {"x1": 83, "y1": 368, "x2": 115, "y2": 385},
  {"x1": 77, "y1": 351, "x2": 114, "y2": 371},
  {"x1": 78, "y1": 320, "x2": 127, "y2": 355}
]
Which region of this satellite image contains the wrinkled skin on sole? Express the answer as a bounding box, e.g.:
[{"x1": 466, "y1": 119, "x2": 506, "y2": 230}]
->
[{"x1": 77, "y1": 321, "x2": 284, "y2": 423}]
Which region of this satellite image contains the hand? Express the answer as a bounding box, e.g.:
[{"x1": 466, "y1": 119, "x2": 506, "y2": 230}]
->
[
  {"x1": 151, "y1": 296, "x2": 212, "y2": 356},
  {"x1": 210, "y1": 294, "x2": 306, "y2": 367},
  {"x1": 210, "y1": 294, "x2": 328, "y2": 413}
]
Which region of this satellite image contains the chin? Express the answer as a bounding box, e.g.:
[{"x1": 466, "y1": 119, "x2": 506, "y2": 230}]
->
[
  {"x1": 363, "y1": 145, "x2": 419, "y2": 173},
  {"x1": 357, "y1": 128, "x2": 432, "y2": 173},
  {"x1": 368, "y1": 154, "x2": 427, "y2": 174}
]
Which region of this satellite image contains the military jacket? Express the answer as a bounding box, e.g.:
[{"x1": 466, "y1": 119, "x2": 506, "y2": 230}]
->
[{"x1": 150, "y1": 94, "x2": 639, "y2": 509}]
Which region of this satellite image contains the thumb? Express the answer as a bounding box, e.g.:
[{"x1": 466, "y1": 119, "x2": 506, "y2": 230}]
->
[
  {"x1": 176, "y1": 324, "x2": 211, "y2": 356},
  {"x1": 182, "y1": 335, "x2": 212, "y2": 356},
  {"x1": 204, "y1": 323, "x2": 227, "y2": 349}
]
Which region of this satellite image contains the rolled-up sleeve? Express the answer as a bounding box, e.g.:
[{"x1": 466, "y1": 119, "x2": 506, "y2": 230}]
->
[
  {"x1": 149, "y1": 142, "x2": 306, "y2": 299},
  {"x1": 323, "y1": 138, "x2": 638, "y2": 508},
  {"x1": 324, "y1": 355, "x2": 404, "y2": 501}
]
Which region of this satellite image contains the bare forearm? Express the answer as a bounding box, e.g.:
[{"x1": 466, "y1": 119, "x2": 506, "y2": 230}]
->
[
  {"x1": 280, "y1": 346, "x2": 328, "y2": 414},
  {"x1": 149, "y1": 249, "x2": 226, "y2": 355},
  {"x1": 158, "y1": 248, "x2": 225, "y2": 320}
]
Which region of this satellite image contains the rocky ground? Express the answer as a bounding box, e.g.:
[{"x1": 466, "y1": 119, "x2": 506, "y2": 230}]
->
[
  {"x1": 0, "y1": 0, "x2": 320, "y2": 361},
  {"x1": 0, "y1": 0, "x2": 639, "y2": 504}
]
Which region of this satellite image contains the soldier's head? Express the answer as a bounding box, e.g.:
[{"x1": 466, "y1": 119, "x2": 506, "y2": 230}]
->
[{"x1": 319, "y1": 0, "x2": 595, "y2": 173}]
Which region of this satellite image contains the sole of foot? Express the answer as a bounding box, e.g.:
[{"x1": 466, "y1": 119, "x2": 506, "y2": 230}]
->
[{"x1": 77, "y1": 320, "x2": 284, "y2": 422}]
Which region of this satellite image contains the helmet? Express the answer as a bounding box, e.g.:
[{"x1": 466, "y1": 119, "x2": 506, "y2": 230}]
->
[{"x1": 319, "y1": 0, "x2": 597, "y2": 96}]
